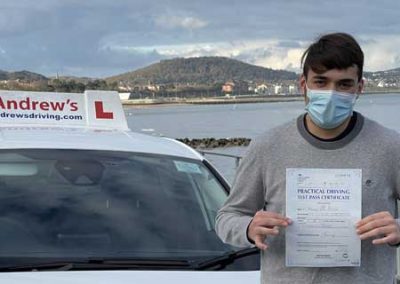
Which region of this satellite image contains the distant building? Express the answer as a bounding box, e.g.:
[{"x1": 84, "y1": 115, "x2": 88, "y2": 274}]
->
[
  {"x1": 118, "y1": 82, "x2": 132, "y2": 92},
  {"x1": 146, "y1": 85, "x2": 160, "y2": 92},
  {"x1": 118, "y1": 92, "x2": 131, "y2": 100},
  {"x1": 377, "y1": 80, "x2": 386, "y2": 88},
  {"x1": 288, "y1": 85, "x2": 298, "y2": 95},
  {"x1": 222, "y1": 81, "x2": 235, "y2": 94},
  {"x1": 255, "y1": 83, "x2": 269, "y2": 95},
  {"x1": 274, "y1": 85, "x2": 282, "y2": 95}
]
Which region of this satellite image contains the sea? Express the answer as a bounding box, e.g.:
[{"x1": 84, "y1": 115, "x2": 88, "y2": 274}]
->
[{"x1": 124, "y1": 93, "x2": 400, "y2": 183}]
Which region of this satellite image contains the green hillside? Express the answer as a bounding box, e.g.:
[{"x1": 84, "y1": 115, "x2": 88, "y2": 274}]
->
[{"x1": 106, "y1": 57, "x2": 298, "y2": 85}]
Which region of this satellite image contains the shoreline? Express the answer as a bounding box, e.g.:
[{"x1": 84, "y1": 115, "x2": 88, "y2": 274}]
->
[
  {"x1": 122, "y1": 91, "x2": 400, "y2": 107},
  {"x1": 122, "y1": 95, "x2": 303, "y2": 107}
]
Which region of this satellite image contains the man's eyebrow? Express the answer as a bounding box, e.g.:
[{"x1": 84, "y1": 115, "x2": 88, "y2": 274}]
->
[
  {"x1": 311, "y1": 76, "x2": 356, "y2": 83},
  {"x1": 311, "y1": 75, "x2": 327, "y2": 80},
  {"x1": 338, "y1": 78, "x2": 356, "y2": 83}
]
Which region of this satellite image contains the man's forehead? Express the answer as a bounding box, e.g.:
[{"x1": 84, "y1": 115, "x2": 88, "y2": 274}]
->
[{"x1": 307, "y1": 66, "x2": 359, "y2": 80}]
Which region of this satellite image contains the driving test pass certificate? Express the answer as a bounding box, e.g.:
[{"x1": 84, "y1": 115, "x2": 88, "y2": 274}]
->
[{"x1": 285, "y1": 168, "x2": 362, "y2": 267}]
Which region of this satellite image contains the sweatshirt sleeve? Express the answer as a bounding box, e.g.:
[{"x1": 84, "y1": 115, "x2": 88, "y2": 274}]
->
[
  {"x1": 215, "y1": 137, "x2": 267, "y2": 248},
  {"x1": 393, "y1": 136, "x2": 400, "y2": 202},
  {"x1": 391, "y1": 136, "x2": 400, "y2": 246}
]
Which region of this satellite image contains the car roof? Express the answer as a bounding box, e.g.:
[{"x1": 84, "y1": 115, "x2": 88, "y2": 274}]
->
[
  {"x1": 0, "y1": 126, "x2": 203, "y2": 160},
  {"x1": 0, "y1": 90, "x2": 203, "y2": 160}
]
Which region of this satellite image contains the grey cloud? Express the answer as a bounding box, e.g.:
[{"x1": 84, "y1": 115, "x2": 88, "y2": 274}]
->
[
  {"x1": 284, "y1": 63, "x2": 298, "y2": 73},
  {"x1": 394, "y1": 55, "x2": 400, "y2": 66},
  {"x1": 277, "y1": 41, "x2": 302, "y2": 48},
  {"x1": 357, "y1": 38, "x2": 377, "y2": 45},
  {"x1": 234, "y1": 48, "x2": 273, "y2": 64},
  {"x1": 0, "y1": 0, "x2": 400, "y2": 77},
  {"x1": 154, "y1": 15, "x2": 208, "y2": 30},
  {"x1": 0, "y1": 8, "x2": 54, "y2": 37}
]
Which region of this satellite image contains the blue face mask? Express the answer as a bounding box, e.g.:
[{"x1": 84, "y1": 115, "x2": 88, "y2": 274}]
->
[{"x1": 305, "y1": 87, "x2": 358, "y2": 129}]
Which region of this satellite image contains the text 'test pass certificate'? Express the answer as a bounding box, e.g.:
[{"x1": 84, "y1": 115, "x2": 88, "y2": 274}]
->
[{"x1": 286, "y1": 168, "x2": 362, "y2": 267}]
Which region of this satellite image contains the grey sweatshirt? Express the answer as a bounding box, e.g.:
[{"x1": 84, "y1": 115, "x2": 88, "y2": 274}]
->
[{"x1": 215, "y1": 113, "x2": 400, "y2": 284}]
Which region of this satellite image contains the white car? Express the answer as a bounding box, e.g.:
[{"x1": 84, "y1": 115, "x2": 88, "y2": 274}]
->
[{"x1": 0, "y1": 90, "x2": 260, "y2": 283}]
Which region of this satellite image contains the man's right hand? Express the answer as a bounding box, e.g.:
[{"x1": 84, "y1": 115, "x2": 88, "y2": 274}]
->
[{"x1": 247, "y1": 211, "x2": 291, "y2": 250}]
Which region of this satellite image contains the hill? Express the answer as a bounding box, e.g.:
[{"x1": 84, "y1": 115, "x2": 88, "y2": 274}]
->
[
  {"x1": 364, "y1": 67, "x2": 400, "y2": 80},
  {"x1": 48, "y1": 75, "x2": 95, "y2": 84},
  {"x1": 0, "y1": 70, "x2": 48, "y2": 81},
  {"x1": 106, "y1": 57, "x2": 298, "y2": 85}
]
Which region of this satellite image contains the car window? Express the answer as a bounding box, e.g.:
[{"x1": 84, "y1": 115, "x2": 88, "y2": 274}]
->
[{"x1": 0, "y1": 149, "x2": 232, "y2": 262}]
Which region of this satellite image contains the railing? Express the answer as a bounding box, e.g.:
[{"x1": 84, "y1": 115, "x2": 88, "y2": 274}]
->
[{"x1": 197, "y1": 150, "x2": 242, "y2": 167}]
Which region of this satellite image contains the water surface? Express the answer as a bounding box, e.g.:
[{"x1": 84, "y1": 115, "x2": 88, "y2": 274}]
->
[{"x1": 124, "y1": 93, "x2": 400, "y2": 182}]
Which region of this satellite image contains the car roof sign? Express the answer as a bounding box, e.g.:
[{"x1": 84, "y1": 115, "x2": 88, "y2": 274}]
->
[{"x1": 0, "y1": 90, "x2": 128, "y2": 130}]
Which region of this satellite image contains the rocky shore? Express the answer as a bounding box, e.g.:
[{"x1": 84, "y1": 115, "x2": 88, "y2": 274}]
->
[
  {"x1": 176, "y1": 137, "x2": 251, "y2": 149},
  {"x1": 122, "y1": 95, "x2": 303, "y2": 106}
]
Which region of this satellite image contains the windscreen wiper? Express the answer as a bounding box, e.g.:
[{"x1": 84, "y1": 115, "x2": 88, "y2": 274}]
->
[
  {"x1": 0, "y1": 258, "x2": 193, "y2": 272},
  {"x1": 0, "y1": 249, "x2": 259, "y2": 272},
  {"x1": 193, "y1": 247, "x2": 259, "y2": 270}
]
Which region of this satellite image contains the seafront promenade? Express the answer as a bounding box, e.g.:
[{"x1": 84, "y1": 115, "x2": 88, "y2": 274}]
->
[
  {"x1": 122, "y1": 95, "x2": 303, "y2": 106},
  {"x1": 122, "y1": 91, "x2": 400, "y2": 106}
]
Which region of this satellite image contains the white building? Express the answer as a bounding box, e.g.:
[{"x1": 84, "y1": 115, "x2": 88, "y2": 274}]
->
[
  {"x1": 118, "y1": 92, "x2": 131, "y2": 100},
  {"x1": 274, "y1": 85, "x2": 282, "y2": 95},
  {"x1": 288, "y1": 85, "x2": 298, "y2": 95}
]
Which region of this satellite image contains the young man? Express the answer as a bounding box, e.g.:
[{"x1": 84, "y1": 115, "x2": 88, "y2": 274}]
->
[{"x1": 215, "y1": 33, "x2": 400, "y2": 283}]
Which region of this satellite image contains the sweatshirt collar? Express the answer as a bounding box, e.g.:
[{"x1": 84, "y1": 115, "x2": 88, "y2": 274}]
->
[{"x1": 297, "y1": 112, "x2": 364, "y2": 150}]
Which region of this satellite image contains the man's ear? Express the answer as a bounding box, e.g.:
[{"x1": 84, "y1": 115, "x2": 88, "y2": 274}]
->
[
  {"x1": 299, "y1": 74, "x2": 308, "y2": 104},
  {"x1": 299, "y1": 74, "x2": 307, "y2": 96},
  {"x1": 358, "y1": 78, "x2": 364, "y2": 94}
]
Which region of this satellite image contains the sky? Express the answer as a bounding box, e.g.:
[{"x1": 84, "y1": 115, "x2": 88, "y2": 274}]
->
[{"x1": 1, "y1": 0, "x2": 400, "y2": 78}]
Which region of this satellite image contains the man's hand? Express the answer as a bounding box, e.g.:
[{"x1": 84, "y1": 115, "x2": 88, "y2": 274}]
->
[
  {"x1": 247, "y1": 211, "x2": 291, "y2": 250},
  {"x1": 356, "y1": 211, "x2": 400, "y2": 245}
]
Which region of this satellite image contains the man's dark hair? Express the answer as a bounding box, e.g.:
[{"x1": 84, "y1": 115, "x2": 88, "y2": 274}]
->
[{"x1": 301, "y1": 33, "x2": 364, "y2": 81}]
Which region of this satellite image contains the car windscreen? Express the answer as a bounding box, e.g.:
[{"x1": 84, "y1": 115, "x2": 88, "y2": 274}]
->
[{"x1": 0, "y1": 149, "x2": 251, "y2": 267}]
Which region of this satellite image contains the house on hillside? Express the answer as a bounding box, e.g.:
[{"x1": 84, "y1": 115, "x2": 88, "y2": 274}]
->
[
  {"x1": 288, "y1": 85, "x2": 299, "y2": 95},
  {"x1": 222, "y1": 81, "x2": 235, "y2": 94},
  {"x1": 254, "y1": 83, "x2": 271, "y2": 95},
  {"x1": 118, "y1": 82, "x2": 132, "y2": 92},
  {"x1": 118, "y1": 92, "x2": 131, "y2": 100},
  {"x1": 146, "y1": 84, "x2": 160, "y2": 92},
  {"x1": 274, "y1": 85, "x2": 282, "y2": 95}
]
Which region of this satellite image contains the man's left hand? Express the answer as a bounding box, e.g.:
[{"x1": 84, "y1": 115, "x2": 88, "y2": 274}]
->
[{"x1": 356, "y1": 211, "x2": 400, "y2": 245}]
